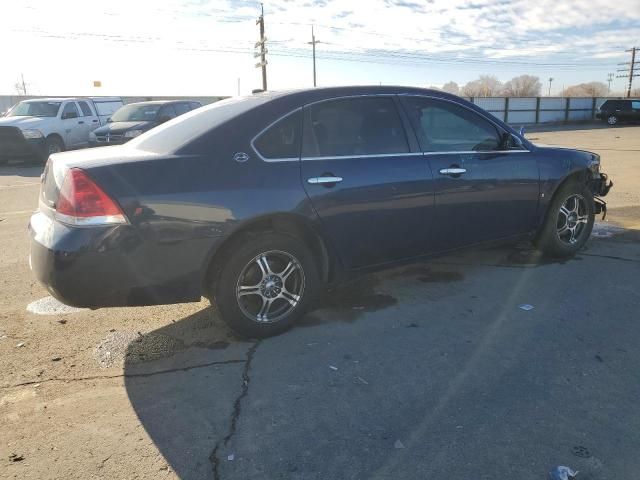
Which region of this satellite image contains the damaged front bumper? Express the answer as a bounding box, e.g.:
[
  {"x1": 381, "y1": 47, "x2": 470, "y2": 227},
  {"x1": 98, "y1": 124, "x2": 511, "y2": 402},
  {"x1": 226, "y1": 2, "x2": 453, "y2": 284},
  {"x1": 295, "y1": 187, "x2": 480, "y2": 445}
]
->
[{"x1": 591, "y1": 173, "x2": 613, "y2": 219}]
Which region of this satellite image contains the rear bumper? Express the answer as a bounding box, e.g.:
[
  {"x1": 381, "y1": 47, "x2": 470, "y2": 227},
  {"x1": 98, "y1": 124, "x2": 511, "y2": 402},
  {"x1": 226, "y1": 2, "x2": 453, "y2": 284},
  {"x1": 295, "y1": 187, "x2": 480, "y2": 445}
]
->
[{"x1": 28, "y1": 212, "x2": 206, "y2": 308}]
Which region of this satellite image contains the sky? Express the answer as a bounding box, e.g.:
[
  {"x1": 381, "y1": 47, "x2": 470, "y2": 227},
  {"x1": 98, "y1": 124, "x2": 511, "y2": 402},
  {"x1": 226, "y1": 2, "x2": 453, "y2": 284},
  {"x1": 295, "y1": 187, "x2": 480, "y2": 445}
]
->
[{"x1": 1, "y1": 0, "x2": 638, "y2": 97}]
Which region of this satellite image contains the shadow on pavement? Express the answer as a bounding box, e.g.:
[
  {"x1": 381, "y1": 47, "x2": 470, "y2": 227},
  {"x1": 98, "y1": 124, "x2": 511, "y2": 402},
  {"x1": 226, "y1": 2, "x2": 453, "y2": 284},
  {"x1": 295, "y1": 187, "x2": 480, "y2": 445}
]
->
[
  {"x1": 123, "y1": 238, "x2": 640, "y2": 479},
  {"x1": 0, "y1": 163, "x2": 44, "y2": 178}
]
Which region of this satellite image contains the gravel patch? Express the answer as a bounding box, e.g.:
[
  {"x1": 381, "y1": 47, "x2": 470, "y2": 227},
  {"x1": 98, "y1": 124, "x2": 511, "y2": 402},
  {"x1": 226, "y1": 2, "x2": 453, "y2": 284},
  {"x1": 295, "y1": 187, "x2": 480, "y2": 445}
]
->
[
  {"x1": 94, "y1": 330, "x2": 186, "y2": 368},
  {"x1": 26, "y1": 296, "x2": 86, "y2": 315}
]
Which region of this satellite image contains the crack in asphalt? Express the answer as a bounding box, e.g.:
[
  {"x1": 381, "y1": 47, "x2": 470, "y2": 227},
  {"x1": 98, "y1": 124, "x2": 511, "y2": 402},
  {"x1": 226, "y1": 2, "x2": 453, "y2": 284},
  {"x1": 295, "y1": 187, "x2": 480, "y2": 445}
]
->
[
  {"x1": 580, "y1": 252, "x2": 640, "y2": 263},
  {"x1": 0, "y1": 358, "x2": 246, "y2": 390},
  {"x1": 210, "y1": 341, "x2": 260, "y2": 480}
]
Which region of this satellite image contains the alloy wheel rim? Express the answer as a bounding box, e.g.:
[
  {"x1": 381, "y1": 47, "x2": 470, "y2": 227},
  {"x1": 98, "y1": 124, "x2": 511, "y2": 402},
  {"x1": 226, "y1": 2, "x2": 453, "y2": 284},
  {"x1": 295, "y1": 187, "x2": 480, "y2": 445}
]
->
[
  {"x1": 608, "y1": 116, "x2": 617, "y2": 125},
  {"x1": 556, "y1": 194, "x2": 588, "y2": 245},
  {"x1": 236, "y1": 250, "x2": 305, "y2": 323},
  {"x1": 48, "y1": 144, "x2": 61, "y2": 154}
]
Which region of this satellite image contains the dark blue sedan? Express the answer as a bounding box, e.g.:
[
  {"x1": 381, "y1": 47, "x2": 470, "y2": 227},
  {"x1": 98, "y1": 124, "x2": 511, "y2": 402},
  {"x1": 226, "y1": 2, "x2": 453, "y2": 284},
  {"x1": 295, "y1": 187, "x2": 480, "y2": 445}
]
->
[{"x1": 29, "y1": 86, "x2": 612, "y2": 337}]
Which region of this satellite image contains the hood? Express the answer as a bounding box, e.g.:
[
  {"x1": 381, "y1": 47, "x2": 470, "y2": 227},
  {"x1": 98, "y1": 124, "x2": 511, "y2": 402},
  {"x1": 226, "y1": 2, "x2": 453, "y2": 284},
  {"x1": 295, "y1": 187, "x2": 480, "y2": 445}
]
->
[
  {"x1": 92, "y1": 121, "x2": 156, "y2": 135},
  {"x1": 0, "y1": 116, "x2": 47, "y2": 128}
]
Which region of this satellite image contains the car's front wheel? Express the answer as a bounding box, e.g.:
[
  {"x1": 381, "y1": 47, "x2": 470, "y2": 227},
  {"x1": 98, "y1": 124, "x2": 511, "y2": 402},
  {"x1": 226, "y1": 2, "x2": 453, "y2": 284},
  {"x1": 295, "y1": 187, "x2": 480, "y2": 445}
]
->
[
  {"x1": 212, "y1": 233, "x2": 319, "y2": 338},
  {"x1": 606, "y1": 114, "x2": 618, "y2": 126},
  {"x1": 535, "y1": 181, "x2": 595, "y2": 258}
]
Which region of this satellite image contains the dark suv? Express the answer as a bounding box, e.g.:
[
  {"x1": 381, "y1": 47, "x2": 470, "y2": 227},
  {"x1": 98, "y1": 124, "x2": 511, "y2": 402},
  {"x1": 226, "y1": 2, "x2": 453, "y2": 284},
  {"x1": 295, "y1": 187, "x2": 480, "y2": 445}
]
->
[
  {"x1": 89, "y1": 100, "x2": 201, "y2": 146},
  {"x1": 596, "y1": 99, "x2": 640, "y2": 125}
]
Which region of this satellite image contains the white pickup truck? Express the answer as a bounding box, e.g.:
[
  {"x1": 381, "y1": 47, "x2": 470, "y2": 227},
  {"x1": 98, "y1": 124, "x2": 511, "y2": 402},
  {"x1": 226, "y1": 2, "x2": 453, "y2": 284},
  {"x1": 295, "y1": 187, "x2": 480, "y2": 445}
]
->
[{"x1": 0, "y1": 97, "x2": 123, "y2": 164}]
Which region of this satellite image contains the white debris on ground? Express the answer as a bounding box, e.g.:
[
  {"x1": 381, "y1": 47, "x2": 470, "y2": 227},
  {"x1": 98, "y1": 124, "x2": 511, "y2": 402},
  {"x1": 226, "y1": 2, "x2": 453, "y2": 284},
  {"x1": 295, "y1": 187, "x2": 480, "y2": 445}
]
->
[
  {"x1": 94, "y1": 330, "x2": 186, "y2": 368},
  {"x1": 26, "y1": 296, "x2": 85, "y2": 315}
]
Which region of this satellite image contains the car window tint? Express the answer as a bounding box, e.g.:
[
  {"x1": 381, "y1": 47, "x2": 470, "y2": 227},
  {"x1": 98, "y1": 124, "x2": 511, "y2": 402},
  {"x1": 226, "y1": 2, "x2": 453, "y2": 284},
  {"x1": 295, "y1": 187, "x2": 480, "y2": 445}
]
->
[
  {"x1": 632, "y1": 101, "x2": 640, "y2": 110},
  {"x1": 78, "y1": 101, "x2": 93, "y2": 116},
  {"x1": 62, "y1": 102, "x2": 79, "y2": 118},
  {"x1": 254, "y1": 110, "x2": 301, "y2": 159},
  {"x1": 159, "y1": 105, "x2": 177, "y2": 119},
  {"x1": 304, "y1": 97, "x2": 409, "y2": 157},
  {"x1": 404, "y1": 98, "x2": 500, "y2": 152},
  {"x1": 190, "y1": 102, "x2": 202, "y2": 110},
  {"x1": 174, "y1": 103, "x2": 190, "y2": 115}
]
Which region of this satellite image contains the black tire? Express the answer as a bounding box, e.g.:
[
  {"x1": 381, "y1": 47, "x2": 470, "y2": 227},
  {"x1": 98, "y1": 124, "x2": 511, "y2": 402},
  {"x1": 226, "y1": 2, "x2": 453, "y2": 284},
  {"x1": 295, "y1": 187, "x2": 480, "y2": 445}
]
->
[
  {"x1": 535, "y1": 181, "x2": 595, "y2": 258},
  {"x1": 606, "y1": 114, "x2": 618, "y2": 126},
  {"x1": 44, "y1": 136, "x2": 65, "y2": 161},
  {"x1": 212, "y1": 232, "x2": 320, "y2": 338}
]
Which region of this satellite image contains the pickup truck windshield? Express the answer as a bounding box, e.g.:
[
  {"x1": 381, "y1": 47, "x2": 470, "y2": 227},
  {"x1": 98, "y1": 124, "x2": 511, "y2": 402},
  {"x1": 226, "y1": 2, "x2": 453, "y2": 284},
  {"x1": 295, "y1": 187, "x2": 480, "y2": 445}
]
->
[
  {"x1": 7, "y1": 101, "x2": 61, "y2": 117},
  {"x1": 111, "y1": 104, "x2": 162, "y2": 122}
]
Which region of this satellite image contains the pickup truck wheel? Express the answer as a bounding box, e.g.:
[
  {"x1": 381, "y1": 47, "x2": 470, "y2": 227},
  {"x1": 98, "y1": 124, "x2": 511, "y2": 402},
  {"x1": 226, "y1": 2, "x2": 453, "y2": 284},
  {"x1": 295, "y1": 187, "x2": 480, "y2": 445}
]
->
[
  {"x1": 212, "y1": 233, "x2": 319, "y2": 338},
  {"x1": 606, "y1": 114, "x2": 618, "y2": 126},
  {"x1": 45, "y1": 137, "x2": 64, "y2": 156},
  {"x1": 535, "y1": 181, "x2": 594, "y2": 258}
]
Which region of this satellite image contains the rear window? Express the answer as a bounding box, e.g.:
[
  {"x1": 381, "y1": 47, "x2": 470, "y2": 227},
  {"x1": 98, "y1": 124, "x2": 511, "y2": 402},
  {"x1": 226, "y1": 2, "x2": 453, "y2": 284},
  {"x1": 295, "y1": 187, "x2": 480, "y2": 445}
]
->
[
  {"x1": 94, "y1": 101, "x2": 124, "y2": 116},
  {"x1": 128, "y1": 96, "x2": 270, "y2": 154},
  {"x1": 253, "y1": 110, "x2": 301, "y2": 160}
]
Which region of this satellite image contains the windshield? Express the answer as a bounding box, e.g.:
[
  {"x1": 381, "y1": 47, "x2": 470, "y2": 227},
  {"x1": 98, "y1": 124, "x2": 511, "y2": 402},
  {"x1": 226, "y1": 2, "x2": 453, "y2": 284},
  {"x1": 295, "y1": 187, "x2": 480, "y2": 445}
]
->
[
  {"x1": 110, "y1": 104, "x2": 162, "y2": 122},
  {"x1": 7, "y1": 101, "x2": 61, "y2": 117}
]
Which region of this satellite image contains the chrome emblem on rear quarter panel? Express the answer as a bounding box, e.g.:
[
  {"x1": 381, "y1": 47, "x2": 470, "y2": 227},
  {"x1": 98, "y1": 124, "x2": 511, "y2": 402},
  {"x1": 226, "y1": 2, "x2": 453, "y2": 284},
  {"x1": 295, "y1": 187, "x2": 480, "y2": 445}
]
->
[{"x1": 233, "y1": 152, "x2": 250, "y2": 163}]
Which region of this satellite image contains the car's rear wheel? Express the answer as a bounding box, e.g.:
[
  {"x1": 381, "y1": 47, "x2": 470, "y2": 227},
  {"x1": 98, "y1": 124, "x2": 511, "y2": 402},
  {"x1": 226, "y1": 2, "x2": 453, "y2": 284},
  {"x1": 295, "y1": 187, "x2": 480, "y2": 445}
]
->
[
  {"x1": 606, "y1": 114, "x2": 618, "y2": 126},
  {"x1": 212, "y1": 233, "x2": 319, "y2": 338},
  {"x1": 535, "y1": 181, "x2": 595, "y2": 258}
]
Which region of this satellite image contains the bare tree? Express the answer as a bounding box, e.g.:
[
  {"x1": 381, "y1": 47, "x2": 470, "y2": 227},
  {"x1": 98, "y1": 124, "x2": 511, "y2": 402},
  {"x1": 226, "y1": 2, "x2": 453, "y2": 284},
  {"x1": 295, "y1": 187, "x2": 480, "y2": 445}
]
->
[
  {"x1": 562, "y1": 82, "x2": 608, "y2": 97},
  {"x1": 461, "y1": 75, "x2": 502, "y2": 97},
  {"x1": 502, "y1": 75, "x2": 542, "y2": 96},
  {"x1": 14, "y1": 75, "x2": 28, "y2": 96},
  {"x1": 441, "y1": 81, "x2": 460, "y2": 95},
  {"x1": 427, "y1": 85, "x2": 441, "y2": 91}
]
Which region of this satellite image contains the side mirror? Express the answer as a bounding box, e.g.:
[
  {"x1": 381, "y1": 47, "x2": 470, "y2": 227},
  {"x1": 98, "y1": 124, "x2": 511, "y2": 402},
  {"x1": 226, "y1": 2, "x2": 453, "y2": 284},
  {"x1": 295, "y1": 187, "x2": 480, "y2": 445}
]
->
[
  {"x1": 62, "y1": 111, "x2": 78, "y2": 120},
  {"x1": 106, "y1": 117, "x2": 112, "y2": 123},
  {"x1": 500, "y1": 132, "x2": 513, "y2": 150},
  {"x1": 518, "y1": 126, "x2": 525, "y2": 136},
  {"x1": 158, "y1": 115, "x2": 171, "y2": 124}
]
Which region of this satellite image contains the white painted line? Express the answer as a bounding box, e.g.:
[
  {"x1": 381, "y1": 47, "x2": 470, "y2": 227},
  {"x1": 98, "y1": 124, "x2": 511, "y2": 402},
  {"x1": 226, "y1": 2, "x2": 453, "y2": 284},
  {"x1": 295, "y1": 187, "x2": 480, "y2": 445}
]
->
[{"x1": 0, "y1": 182, "x2": 40, "y2": 190}]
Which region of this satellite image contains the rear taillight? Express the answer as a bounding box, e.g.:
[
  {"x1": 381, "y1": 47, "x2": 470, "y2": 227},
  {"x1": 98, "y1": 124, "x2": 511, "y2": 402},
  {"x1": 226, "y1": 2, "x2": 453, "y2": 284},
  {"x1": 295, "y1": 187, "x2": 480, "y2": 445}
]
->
[{"x1": 55, "y1": 168, "x2": 127, "y2": 225}]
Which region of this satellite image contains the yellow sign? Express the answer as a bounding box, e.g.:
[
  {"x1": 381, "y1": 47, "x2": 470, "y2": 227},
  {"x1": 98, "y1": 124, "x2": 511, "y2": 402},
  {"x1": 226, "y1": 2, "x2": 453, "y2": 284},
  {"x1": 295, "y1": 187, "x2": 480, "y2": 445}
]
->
[{"x1": 93, "y1": 81, "x2": 102, "y2": 87}]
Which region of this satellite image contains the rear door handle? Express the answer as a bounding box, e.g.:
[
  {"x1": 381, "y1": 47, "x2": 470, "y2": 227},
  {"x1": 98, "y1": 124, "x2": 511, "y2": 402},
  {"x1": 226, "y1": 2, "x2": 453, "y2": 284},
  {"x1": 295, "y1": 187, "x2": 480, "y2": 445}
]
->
[
  {"x1": 307, "y1": 176, "x2": 343, "y2": 185},
  {"x1": 92, "y1": 119, "x2": 98, "y2": 123},
  {"x1": 78, "y1": 121, "x2": 84, "y2": 124},
  {"x1": 439, "y1": 168, "x2": 466, "y2": 176}
]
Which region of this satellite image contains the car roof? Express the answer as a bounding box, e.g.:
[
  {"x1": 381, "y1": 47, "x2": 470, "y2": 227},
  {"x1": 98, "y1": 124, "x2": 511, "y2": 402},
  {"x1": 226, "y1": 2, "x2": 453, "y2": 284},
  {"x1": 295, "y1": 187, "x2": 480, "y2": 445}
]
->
[
  {"x1": 22, "y1": 97, "x2": 122, "y2": 103},
  {"x1": 125, "y1": 100, "x2": 194, "y2": 107}
]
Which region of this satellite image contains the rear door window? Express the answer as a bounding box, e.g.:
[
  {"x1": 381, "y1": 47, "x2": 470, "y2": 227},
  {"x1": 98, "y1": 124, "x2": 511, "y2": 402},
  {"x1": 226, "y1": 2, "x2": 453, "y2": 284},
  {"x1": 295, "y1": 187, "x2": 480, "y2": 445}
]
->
[
  {"x1": 78, "y1": 101, "x2": 94, "y2": 116},
  {"x1": 303, "y1": 97, "x2": 409, "y2": 158},
  {"x1": 253, "y1": 109, "x2": 301, "y2": 160},
  {"x1": 403, "y1": 97, "x2": 501, "y2": 152},
  {"x1": 631, "y1": 101, "x2": 640, "y2": 110}
]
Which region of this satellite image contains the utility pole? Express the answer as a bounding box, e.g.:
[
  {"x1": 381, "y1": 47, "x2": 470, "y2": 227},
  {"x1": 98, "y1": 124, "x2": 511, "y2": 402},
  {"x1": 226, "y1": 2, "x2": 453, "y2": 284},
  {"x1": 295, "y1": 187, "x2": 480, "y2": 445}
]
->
[
  {"x1": 254, "y1": 3, "x2": 268, "y2": 91},
  {"x1": 237, "y1": 78, "x2": 241, "y2": 96},
  {"x1": 548, "y1": 77, "x2": 553, "y2": 96},
  {"x1": 607, "y1": 73, "x2": 614, "y2": 94},
  {"x1": 617, "y1": 47, "x2": 639, "y2": 98},
  {"x1": 21, "y1": 74, "x2": 27, "y2": 96},
  {"x1": 307, "y1": 25, "x2": 321, "y2": 87}
]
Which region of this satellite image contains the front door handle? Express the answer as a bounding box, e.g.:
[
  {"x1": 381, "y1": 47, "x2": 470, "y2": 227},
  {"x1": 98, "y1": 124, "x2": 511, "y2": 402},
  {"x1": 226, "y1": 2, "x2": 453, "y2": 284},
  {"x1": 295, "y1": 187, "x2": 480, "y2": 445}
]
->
[
  {"x1": 78, "y1": 120, "x2": 85, "y2": 124},
  {"x1": 307, "y1": 176, "x2": 343, "y2": 185},
  {"x1": 439, "y1": 168, "x2": 467, "y2": 176}
]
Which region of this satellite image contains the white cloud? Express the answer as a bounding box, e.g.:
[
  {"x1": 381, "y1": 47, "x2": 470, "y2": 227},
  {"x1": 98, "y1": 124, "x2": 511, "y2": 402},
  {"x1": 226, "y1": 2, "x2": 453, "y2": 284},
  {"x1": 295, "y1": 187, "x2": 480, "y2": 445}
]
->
[{"x1": 0, "y1": 0, "x2": 636, "y2": 95}]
